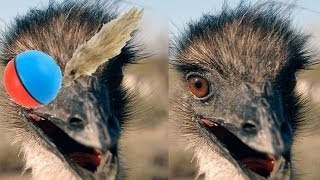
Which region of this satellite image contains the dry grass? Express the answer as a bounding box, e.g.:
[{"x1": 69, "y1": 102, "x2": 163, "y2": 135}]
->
[
  {"x1": 121, "y1": 122, "x2": 168, "y2": 180},
  {"x1": 293, "y1": 134, "x2": 320, "y2": 179}
]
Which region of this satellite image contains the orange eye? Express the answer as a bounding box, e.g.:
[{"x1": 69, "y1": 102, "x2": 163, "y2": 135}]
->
[{"x1": 187, "y1": 76, "x2": 209, "y2": 98}]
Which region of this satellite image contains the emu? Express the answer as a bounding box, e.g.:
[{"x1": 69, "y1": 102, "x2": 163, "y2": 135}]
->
[
  {"x1": 0, "y1": 1, "x2": 143, "y2": 179},
  {"x1": 170, "y1": 3, "x2": 318, "y2": 180}
]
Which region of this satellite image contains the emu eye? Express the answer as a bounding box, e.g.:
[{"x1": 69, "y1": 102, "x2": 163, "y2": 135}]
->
[{"x1": 187, "y1": 76, "x2": 209, "y2": 98}]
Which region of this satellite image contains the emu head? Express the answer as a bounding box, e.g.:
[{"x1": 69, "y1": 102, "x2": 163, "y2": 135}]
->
[
  {"x1": 170, "y1": 4, "x2": 315, "y2": 180},
  {"x1": 0, "y1": 1, "x2": 141, "y2": 179}
]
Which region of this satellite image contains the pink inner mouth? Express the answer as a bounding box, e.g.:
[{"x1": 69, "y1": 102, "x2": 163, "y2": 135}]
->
[
  {"x1": 27, "y1": 113, "x2": 103, "y2": 172},
  {"x1": 201, "y1": 118, "x2": 276, "y2": 177}
]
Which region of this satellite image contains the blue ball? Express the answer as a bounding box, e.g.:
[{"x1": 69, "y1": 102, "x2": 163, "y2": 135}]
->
[{"x1": 15, "y1": 50, "x2": 62, "y2": 105}]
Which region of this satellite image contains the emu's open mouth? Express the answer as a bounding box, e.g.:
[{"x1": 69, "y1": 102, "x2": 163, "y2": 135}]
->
[
  {"x1": 26, "y1": 113, "x2": 103, "y2": 172},
  {"x1": 199, "y1": 118, "x2": 287, "y2": 178}
]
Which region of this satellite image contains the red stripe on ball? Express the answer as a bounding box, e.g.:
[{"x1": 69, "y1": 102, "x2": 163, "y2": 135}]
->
[{"x1": 3, "y1": 60, "x2": 42, "y2": 108}]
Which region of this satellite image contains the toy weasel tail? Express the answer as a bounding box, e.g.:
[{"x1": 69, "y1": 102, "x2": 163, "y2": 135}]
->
[{"x1": 63, "y1": 7, "x2": 144, "y2": 87}]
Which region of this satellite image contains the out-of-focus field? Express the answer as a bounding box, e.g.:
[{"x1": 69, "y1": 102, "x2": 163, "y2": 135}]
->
[
  {"x1": 120, "y1": 54, "x2": 168, "y2": 179},
  {"x1": 292, "y1": 65, "x2": 320, "y2": 180}
]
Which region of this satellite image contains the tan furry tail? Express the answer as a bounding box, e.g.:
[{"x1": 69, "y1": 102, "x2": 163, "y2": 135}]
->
[{"x1": 63, "y1": 8, "x2": 144, "y2": 86}]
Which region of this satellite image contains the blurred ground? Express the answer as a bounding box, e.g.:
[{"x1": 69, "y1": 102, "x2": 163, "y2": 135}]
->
[{"x1": 120, "y1": 53, "x2": 168, "y2": 180}]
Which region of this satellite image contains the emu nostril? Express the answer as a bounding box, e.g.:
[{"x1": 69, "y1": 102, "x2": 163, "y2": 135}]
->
[
  {"x1": 242, "y1": 122, "x2": 258, "y2": 135},
  {"x1": 69, "y1": 117, "x2": 85, "y2": 130}
]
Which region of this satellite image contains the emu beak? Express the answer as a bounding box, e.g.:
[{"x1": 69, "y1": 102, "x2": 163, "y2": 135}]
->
[
  {"x1": 226, "y1": 101, "x2": 293, "y2": 157},
  {"x1": 198, "y1": 82, "x2": 293, "y2": 179},
  {"x1": 22, "y1": 77, "x2": 119, "y2": 179},
  {"x1": 233, "y1": 82, "x2": 293, "y2": 157}
]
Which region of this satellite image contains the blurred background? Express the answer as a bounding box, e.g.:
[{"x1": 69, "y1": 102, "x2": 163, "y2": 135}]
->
[{"x1": 0, "y1": 0, "x2": 319, "y2": 180}]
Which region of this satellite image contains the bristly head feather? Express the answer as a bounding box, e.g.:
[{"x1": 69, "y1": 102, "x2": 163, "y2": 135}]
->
[{"x1": 170, "y1": 2, "x2": 319, "y2": 135}]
